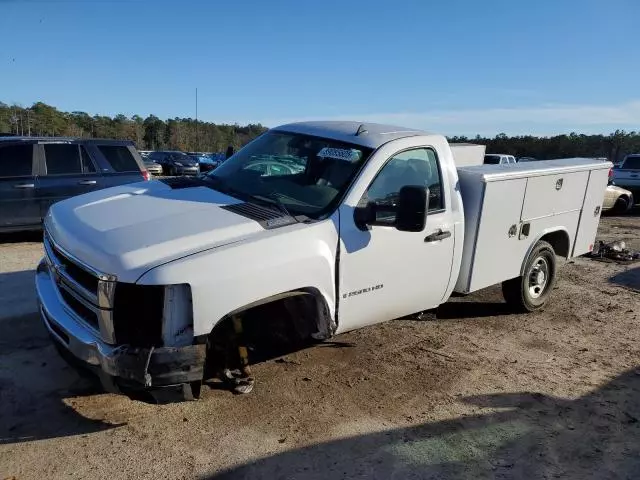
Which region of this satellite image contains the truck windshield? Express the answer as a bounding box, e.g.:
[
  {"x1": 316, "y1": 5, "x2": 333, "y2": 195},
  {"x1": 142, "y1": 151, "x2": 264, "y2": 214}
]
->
[{"x1": 205, "y1": 131, "x2": 373, "y2": 218}]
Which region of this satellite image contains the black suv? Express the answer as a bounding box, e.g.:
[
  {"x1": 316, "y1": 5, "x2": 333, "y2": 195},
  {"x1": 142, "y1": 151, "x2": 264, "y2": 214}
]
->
[{"x1": 0, "y1": 137, "x2": 149, "y2": 233}]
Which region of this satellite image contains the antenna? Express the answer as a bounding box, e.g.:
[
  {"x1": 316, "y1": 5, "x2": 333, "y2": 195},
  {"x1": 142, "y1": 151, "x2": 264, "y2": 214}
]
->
[
  {"x1": 195, "y1": 87, "x2": 199, "y2": 152},
  {"x1": 355, "y1": 124, "x2": 368, "y2": 136}
]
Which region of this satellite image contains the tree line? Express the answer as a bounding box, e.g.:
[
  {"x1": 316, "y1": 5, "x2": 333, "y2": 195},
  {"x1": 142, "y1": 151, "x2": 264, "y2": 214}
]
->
[
  {"x1": 450, "y1": 131, "x2": 640, "y2": 163},
  {"x1": 0, "y1": 101, "x2": 267, "y2": 153},
  {"x1": 1, "y1": 101, "x2": 639, "y2": 161}
]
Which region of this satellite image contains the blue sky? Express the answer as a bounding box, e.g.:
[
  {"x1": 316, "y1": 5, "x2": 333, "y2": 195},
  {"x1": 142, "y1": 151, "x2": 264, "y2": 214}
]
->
[{"x1": 1, "y1": 0, "x2": 638, "y2": 136}]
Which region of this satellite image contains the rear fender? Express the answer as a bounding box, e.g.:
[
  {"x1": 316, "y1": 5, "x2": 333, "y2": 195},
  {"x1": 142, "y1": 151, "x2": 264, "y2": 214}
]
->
[{"x1": 519, "y1": 227, "x2": 571, "y2": 276}]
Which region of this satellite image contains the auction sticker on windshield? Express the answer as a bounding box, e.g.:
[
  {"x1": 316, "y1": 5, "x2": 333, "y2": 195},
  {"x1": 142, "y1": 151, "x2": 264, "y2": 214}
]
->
[{"x1": 317, "y1": 147, "x2": 362, "y2": 162}]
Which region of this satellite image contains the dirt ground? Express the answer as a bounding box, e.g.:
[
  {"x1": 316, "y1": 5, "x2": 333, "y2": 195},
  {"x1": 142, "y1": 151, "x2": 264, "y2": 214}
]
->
[{"x1": 1, "y1": 211, "x2": 639, "y2": 480}]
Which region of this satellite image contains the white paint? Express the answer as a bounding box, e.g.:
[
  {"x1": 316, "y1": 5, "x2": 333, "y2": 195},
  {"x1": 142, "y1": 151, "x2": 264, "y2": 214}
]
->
[{"x1": 455, "y1": 158, "x2": 611, "y2": 293}]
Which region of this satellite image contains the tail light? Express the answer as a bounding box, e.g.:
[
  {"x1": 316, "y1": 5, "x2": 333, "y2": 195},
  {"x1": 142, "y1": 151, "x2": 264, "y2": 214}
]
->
[
  {"x1": 142, "y1": 170, "x2": 151, "y2": 181},
  {"x1": 608, "y1": 167, "x2": 613, "y2": 179}
]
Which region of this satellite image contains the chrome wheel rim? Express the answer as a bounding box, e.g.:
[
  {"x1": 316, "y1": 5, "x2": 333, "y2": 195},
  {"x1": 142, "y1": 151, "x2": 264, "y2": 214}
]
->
[{"x1": 528, "y1": 256, "x2": 549, "y2": 299}]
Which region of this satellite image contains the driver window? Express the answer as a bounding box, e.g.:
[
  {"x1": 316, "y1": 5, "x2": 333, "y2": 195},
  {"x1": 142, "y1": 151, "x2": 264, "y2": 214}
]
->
[{"x1": 365, "y1": 147, "x2": 443, "y2": 223}]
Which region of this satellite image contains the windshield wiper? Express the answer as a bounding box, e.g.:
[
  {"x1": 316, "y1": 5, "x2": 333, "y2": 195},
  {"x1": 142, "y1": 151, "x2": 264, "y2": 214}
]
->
[{"x1": 250, "y1": 193, "x2": 296, "y2": 219}]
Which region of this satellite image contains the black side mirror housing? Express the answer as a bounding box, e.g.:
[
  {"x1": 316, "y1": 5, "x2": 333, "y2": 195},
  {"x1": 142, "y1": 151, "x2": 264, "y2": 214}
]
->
[
  {"x1": 354, "y1": 201, "x2": 376, "y2": 230},
  {"x1": 353, "y1": 185, "x2": 428, "y2": 232},
  {"x1": 396, "y1": 185, "x2": 428, "y2": 232}
]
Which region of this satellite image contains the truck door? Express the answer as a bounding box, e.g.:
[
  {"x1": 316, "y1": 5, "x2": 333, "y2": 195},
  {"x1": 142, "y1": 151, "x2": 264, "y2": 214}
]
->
[{"x1": 336, "y1": 147, "x2": 455, "y2": 333}]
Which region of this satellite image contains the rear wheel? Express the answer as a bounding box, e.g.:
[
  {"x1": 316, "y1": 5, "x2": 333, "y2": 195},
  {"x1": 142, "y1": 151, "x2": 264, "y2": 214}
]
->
[{"x1": 502, "y1": 240, "x2": 556, "y2": 312}]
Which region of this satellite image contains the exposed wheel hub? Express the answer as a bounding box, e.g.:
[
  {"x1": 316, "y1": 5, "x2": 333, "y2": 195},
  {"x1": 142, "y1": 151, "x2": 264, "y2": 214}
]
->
[{"x1": 528, "y1": 256, "x2": 549, "y2": 299}]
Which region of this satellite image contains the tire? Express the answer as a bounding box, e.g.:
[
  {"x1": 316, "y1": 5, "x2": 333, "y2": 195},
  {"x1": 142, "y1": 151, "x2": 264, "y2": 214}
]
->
[
  {"x1": 612, "y1": 196, "x2": 629, "y2": 215},
  {"x1": 502, "y1": 240, "x2": 556, "y2": 313}
]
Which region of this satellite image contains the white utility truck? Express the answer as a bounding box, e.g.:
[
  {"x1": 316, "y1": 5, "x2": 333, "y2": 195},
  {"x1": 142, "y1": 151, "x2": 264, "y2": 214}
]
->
[{"x1": 36, "y1": 121, "x2": 610, "y2": 399}]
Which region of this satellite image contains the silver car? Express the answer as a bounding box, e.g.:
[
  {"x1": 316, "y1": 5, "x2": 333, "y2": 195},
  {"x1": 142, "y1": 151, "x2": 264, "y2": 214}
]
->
[
  {"x1": 143, "y1": 160, "x2": 163, "y2": 176},
  {"x1": 603, "y1": 184, "x2": 634, "y2": 214}
]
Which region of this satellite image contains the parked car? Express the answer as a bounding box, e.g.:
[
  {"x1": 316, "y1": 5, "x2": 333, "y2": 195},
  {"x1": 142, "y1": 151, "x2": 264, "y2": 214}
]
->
[
  {"x1": 484, "y1": 154, "x2": 516, "y2": 165},
  {"x1": 147, "y1": 151, "x2": 200, "y2": 176},
  {"x1": 143, "y1": 159, "x2": 163, "y2": 176},
  {"x1": 188, "y1": 152, "x2": 219, "y2": 173},
  {"x1": 0, "y1": 137, "x2": 149, "y2": 233},
  {"x1": 611, "y1": 154, "x2": 640, "y2": 198},
  {"x1": 197, "y1": 157, "x2": 218, "y2": 173},
  {"x1": 602, "y1": 184, "x2": 634, "y2": 214},
  {"x1": 36, "y1": 121, "x2": 611, "y2": 400}
]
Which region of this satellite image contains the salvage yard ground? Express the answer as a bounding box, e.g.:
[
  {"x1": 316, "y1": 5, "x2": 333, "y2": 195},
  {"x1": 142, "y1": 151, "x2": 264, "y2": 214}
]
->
[{"x1": 1, "y1": 211, "x2": 639, "y2": 480}]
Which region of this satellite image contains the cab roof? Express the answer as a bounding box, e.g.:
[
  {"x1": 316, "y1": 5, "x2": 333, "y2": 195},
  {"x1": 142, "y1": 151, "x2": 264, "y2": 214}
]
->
[{"x1": 272, "y1": 121, "x2": 430, "y2": 149}]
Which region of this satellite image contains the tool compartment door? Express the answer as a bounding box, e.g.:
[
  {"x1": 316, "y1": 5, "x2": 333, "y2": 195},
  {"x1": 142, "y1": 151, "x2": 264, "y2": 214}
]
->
[
  {"x1": 572, "y1": 168, "x2": 609, "y2": 257},
  {"x1": 521, "y1": 171, "x2": 589, "y2": 220},
  {"x1": 465, "y1": 177, "x2": 529, "y2": 293}
]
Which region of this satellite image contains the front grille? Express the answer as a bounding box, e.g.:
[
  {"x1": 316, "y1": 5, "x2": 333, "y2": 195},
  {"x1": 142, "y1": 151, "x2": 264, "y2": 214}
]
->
[
  {"x1": 59, "y1": 287, "x2": 100, "y2": 331},
  {"x1": 45, "y1": 229, "x2": 165, "y2": 348},
  {"x1": 44, "y1": 230, "x2": 113, "y2": 341},
  {"x1": 52, "y1": 243, "x2": 98, "y2": 294}
]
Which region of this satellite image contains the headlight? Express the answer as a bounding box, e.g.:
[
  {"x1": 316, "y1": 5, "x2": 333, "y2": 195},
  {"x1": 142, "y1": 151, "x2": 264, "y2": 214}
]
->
[
  {"x1": 162, "y1": 284, "x2": 193, "y2": 347},
  {"x1": 194, "y1": 163, "x2": 199, "y2": 167}
]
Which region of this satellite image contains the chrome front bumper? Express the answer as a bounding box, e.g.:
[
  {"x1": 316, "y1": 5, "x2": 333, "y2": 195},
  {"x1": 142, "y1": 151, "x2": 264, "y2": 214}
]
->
[{"x1": 36, "y1": 260, "x2": 206, "y2": 389}]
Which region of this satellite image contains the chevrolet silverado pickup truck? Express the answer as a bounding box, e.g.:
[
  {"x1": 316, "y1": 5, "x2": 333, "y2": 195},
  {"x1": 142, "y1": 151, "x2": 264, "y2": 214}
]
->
[{"x1": 36, "y1": 121, "x2": 611, "y2": 400}]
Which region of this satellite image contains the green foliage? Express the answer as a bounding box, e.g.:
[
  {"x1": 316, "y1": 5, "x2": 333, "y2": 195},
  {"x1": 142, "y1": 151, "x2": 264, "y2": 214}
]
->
[
  {"x1": 0, "y1": 101, "x2": 268, "y2": 152},
  {"x1": 1, "y1": 101, "x2": 639, "y2": 160},
  {"x1": 449, "y1": 130, "x2": 640, "y2": 163}
]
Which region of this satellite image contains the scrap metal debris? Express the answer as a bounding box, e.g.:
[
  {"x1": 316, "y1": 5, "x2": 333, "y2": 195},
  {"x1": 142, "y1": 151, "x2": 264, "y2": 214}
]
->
[{"x1": 589, "y1": 240, "x2": 640, "y2": 264}]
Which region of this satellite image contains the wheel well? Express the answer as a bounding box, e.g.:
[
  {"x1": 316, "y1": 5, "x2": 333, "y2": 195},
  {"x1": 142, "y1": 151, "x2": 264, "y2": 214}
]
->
[
  {"x1": 205, "y1": 289, "x2": 333, "y2": 373},
  {"x1": 539, "y1": 230, "x2": 571, "y2": 258}
]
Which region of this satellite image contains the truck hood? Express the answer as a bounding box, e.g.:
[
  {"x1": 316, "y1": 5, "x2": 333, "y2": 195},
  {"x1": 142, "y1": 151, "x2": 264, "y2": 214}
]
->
[{"x1": 45, "y1": 180, "x2": 274, "y2": 283}]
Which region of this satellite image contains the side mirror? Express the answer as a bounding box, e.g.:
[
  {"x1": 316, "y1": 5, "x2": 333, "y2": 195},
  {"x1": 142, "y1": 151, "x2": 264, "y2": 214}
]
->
[
  {"x1": 353, "y1": 185, "x2": 428, "y2": 232},
  {"x1": 353, "y1": 201, "x2": 376, "y2": 230},
  {"x1": 396, "y1": 185, "x2": 428, "y2": 232}
]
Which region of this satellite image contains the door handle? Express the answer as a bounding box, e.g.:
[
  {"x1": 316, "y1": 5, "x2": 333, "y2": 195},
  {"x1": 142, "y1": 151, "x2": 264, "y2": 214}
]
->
[
  {"x1": 78, "y1": 180, "x2": 97, "y2": 185},
  {"x1": 424, "y1": 229, "x2": 451, "y2": 242},
  {"x1": 13, "y1": 183, "x2": 35, "y2": 189}
]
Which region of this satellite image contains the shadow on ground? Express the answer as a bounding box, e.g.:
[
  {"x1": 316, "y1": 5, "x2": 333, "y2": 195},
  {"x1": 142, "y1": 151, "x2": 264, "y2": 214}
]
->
[
  {"x1": 0, "y1": 310, "x2": 124, "y2": 445},
  {"x1": 206, "y1": 367, "x2": 640, "y2": 480},
  {"x1": 0, "y1": 269, "x2": 40, "y2": 321},
  {"x1": 610, "y1": 266, "x2": 640, "y2": 292},
  {"x1": 0, "y1": 230, "x2": 43, "y2": 244},
  {"x1": 434, "y1": 300, "x2": 516, "y2": 320}
]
